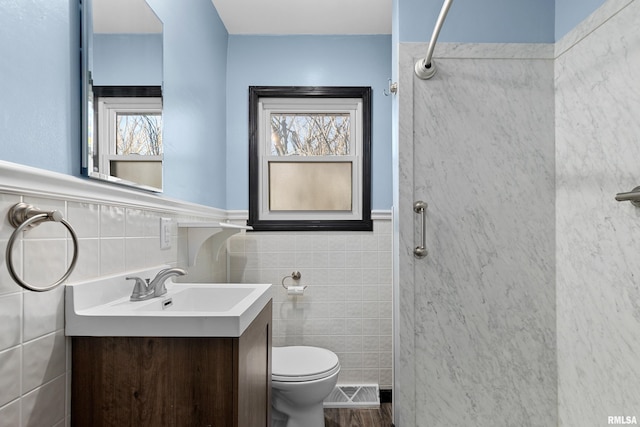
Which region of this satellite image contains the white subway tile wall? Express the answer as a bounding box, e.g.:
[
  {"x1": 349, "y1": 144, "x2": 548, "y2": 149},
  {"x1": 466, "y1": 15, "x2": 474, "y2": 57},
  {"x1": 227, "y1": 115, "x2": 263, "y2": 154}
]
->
[{"x1": 228, "y1": 219, "x2": 393, "y2": 388}]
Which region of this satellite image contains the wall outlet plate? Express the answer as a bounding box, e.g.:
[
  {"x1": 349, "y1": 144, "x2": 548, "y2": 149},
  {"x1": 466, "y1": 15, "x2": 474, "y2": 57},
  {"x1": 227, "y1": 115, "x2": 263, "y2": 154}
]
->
[{"x1": 160, "y1": 218, "x2": 171, "y2": 249}]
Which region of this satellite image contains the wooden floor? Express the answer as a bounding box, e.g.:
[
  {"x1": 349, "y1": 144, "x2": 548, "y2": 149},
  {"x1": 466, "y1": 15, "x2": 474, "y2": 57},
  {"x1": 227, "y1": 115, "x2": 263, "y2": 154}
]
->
[{"x1": 324, "y1": 403, "x2": 393, "y2": 427}]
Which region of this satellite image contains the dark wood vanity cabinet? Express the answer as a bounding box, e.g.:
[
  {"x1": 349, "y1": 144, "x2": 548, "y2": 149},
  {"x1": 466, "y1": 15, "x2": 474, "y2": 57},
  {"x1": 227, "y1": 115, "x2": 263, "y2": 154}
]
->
[{"x1": 71, "y1": 301, "x2": 272, "y2": 427}]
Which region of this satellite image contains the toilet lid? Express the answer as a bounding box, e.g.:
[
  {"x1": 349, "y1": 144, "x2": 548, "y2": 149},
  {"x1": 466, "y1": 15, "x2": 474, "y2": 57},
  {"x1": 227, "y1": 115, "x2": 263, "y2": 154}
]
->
[{"x1": 272, "y1": 346, "x2": 340, "y2": 382}]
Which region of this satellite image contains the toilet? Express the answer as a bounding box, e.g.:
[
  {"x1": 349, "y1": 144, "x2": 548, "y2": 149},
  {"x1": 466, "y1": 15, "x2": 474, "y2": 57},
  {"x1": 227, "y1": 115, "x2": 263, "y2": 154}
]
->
[{"x1": 271, "y1": 346, "x2": 341, "y2": 427}]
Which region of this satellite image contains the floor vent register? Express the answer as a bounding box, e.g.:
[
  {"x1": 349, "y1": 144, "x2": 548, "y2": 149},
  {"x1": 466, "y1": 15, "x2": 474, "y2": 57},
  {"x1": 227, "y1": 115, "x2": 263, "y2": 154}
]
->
[{"x1": 323, "y1": 384, "x2": 380, "y2": 408}]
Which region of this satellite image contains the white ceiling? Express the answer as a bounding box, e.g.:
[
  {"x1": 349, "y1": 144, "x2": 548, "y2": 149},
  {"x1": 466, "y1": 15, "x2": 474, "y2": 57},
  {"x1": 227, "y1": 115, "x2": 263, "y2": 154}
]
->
[
  {"x1": 211, "y1": 0, "x2": 392, "y2": 35},
  {"x1": 93, "y1": 0, "x2": 162, "y2": 33},
  {"x1": 93, "y1": 0, "x2": 392, "y2": 35}
]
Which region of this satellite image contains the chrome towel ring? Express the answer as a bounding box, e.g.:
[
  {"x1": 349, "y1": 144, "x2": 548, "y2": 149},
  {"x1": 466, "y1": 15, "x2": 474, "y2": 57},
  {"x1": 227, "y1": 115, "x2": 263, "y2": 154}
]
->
[{"x1": 6, "y1": 203, "x2": 79, "y2": 292}]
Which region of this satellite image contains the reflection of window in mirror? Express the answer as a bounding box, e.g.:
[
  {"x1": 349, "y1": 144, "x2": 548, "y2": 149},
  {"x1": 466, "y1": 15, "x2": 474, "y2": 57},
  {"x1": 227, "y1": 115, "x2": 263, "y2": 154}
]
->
[
  {"x1": 249, "y1": 86, "x2": 372, "y2": 231},
  {"x1": 84, "y1": 0, "x2": 163, "y2": 193},
  {"x1": 96, "y1": 96, "x2": 163, "y2": 190}
]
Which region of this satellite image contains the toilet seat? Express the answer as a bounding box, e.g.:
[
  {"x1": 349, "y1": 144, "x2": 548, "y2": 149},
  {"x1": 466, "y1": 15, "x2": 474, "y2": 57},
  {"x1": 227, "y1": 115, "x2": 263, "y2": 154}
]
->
[{"x1": 272, "y1": 346, "x2": 340, "y2": 382}]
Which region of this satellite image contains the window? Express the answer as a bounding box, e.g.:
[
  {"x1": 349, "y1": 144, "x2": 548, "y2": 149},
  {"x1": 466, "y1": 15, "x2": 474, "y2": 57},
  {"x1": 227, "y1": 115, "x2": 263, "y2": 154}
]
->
[
  {"x1": 249, "y1": 86, "x2": 372, "y2": 231},
  {"x1": 94, "y1": 88, "x2": 163, "y2": 191}
]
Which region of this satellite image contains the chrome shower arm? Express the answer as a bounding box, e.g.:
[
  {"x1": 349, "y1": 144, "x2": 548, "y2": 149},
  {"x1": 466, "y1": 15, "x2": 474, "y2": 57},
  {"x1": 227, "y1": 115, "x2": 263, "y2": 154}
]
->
[{"x1": 415, "y1": 0, "x2": 454, "y2": 80}]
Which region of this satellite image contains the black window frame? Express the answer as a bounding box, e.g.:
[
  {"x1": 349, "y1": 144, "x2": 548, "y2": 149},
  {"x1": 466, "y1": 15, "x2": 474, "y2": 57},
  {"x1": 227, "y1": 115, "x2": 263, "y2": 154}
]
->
[{"x1": 248, "y1": 86, "x2": 373, "y2": 232}]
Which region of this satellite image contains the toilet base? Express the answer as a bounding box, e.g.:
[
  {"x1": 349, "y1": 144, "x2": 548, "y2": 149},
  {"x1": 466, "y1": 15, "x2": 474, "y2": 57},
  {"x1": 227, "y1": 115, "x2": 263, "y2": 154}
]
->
[
  {"x1": 271, "y1": 402, "x2": 325, "y2": 427},
  {"x1": 271, "y1": 406, "x2": 288, "y2": 427}
]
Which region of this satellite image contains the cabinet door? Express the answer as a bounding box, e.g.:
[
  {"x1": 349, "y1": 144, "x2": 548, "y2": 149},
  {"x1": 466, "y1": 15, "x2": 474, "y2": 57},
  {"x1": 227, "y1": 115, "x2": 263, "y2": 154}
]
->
[
  {"x1": 235, "y1": 301, "x2": 272, "y2": 427},
  {"x1": 171, "y1": 337, "x2": 236, "y2": 426},
  {"x1": 72, "y1": 336, "x2": 235, "y2": 426}
]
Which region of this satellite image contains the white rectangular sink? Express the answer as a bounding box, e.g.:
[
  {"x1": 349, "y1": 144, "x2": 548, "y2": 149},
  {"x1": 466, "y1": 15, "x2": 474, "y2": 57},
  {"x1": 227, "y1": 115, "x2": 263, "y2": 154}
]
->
[
  {"x1": 65, "y1": 267, "x2": 272, "y2": 337},
  {"x1": 134, "y1": 286, "x2": 255, "y2": 313}
]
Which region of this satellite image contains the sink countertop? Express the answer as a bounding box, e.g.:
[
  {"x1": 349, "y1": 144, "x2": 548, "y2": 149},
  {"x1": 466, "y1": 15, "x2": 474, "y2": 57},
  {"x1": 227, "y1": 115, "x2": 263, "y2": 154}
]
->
[{"x1": 65, "y1": 266, "x2": 272, "y2": 337}]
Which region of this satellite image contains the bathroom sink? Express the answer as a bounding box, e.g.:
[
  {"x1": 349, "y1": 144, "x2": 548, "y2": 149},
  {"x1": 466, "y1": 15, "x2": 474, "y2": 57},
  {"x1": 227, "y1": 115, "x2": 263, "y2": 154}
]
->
[
  {"x1": 65, "y1": 267, "x2": 272, "y2": 337},
  {"x1": 134, "y1": 286, "x2": 255, "y2": 313}
]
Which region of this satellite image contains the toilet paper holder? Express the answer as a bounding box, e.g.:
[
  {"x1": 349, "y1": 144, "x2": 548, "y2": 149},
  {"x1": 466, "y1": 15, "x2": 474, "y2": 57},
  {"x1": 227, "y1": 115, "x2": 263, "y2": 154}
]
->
[{"x1": 281, "y1": 271, "x2": 307, "y2": 295}]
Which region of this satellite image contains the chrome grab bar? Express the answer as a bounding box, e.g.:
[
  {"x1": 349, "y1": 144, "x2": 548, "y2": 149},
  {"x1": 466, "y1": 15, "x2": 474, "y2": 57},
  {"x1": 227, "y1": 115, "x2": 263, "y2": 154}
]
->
[
  {"x1": 413, "y1": 201, "x2": 428, "y2": 258},
  {"x1": 6, "y1": 203, "x2": 79, "y2": 292},
  {"x1": 615, "y1": 186, "x2": 640, "y2": 207}
]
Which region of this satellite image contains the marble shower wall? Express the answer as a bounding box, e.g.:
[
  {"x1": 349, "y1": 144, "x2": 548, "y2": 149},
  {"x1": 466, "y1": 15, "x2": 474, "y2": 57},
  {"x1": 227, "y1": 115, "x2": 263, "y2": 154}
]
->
[
  {"x1": 556, "y1": 0, "x2": 640, "y2": 425},
  {"x1": 397, "y1": 43, "x2": 556, "y2": 426}
]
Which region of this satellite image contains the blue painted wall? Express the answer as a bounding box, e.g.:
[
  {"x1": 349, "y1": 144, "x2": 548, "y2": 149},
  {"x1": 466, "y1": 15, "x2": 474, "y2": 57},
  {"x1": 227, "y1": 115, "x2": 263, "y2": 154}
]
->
[
  {"x1": 397, "y1": 0, "x2": 608, "y2": 43},
  {"x1": 92, "y1": 34, "x2": 162, "y2": 86},
  {"x1": 0, "y1": 0, "x2": 613, "y2": 209},
  {"x1": 555, "y1": 0, "x2": 607, "y2": 39},
  {"x1": 225, "y1": 35, "x2": 393, "y2": 210},
  {"x1": 148, "y1": 0, "x2": 228, "y2": 207},
  {"x1": 398, "y1": 0, "x2": 555, "y2": 43},
  {"x1": 0, "y1": 0, "x2": 80, "y2": 176}
]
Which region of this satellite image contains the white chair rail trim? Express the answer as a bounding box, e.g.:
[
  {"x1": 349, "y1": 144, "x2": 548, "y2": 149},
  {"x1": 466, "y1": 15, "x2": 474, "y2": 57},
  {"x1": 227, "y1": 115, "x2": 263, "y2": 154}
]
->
[{"x1": 0, "y1": 160, "x2": 226, "y2": 218}]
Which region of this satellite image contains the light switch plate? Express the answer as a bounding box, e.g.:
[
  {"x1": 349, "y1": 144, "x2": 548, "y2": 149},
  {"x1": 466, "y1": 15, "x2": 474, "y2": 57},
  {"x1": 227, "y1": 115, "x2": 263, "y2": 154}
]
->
[{"x1": 160, "y1": 218, "x2": 171, "y2": 249}]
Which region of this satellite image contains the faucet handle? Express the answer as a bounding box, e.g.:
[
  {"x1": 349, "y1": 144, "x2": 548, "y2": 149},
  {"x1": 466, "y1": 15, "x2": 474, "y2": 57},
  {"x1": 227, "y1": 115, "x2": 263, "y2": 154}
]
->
[{"x1": 127, "y1": 276, "x2": 150, "y2": 301}]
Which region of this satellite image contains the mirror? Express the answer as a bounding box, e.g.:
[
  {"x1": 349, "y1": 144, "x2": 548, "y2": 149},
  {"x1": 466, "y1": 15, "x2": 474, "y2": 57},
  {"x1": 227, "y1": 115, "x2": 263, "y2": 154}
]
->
[{"x1": 81, "y1": 0, "x2": 164, "y2": 192}]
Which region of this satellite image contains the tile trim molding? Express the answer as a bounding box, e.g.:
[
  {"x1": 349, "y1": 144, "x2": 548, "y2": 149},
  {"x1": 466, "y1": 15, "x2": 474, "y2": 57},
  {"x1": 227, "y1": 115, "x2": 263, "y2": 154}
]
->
[
  {"x1": 401, "y1": 43, "x2": 554, "y2": 62},
  {"x1": 0, "y1": 160, "x2": 226, "y2": 218}
]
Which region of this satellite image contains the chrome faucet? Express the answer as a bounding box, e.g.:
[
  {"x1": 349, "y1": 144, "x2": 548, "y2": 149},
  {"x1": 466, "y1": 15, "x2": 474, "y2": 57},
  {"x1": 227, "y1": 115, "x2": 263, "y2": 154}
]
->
[
  {"x1": 149, "y1": 267, "x2": 187, "y2": 297},
  {"x1": 127, "y1": 267, "x2": 187, "y2": 301}
]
